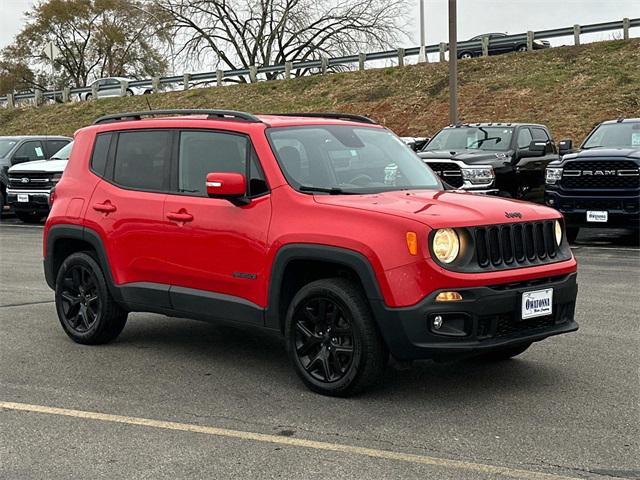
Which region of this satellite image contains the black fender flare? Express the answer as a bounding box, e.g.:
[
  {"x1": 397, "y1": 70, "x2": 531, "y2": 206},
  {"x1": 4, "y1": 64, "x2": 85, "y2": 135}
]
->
[
  {"x1": 44, "y1": 224, "x2": 124, "y2": 304},
  {"x1": 264, "y1": 244, "x2": 384, "y2": 331}
]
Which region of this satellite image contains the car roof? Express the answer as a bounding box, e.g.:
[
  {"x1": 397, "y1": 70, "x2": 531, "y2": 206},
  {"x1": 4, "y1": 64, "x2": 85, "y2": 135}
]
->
[
  {"x1": 442, "y1": 123, "x2": 545, "y2": 128},
  {"x1": 0, "y1": 135, "x2": 71, "y2": 140},
  {"x1": 599, "y1": 118, "x2": 640, "y2": 125}
]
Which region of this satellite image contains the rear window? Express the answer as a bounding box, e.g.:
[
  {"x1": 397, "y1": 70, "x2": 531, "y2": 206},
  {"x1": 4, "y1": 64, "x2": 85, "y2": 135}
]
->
[{"x1": 113, "y1": 131, "x2": 171, "y2": 191}]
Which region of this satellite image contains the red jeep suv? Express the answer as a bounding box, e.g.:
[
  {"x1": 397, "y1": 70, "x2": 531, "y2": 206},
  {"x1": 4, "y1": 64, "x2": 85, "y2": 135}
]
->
[{"x1": 44, "y1": 110, "x2": 578, "y2": 396}]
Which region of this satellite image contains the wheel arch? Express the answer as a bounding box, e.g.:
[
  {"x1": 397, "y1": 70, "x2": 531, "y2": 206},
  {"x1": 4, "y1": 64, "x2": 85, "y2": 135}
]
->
[
  {"x1": 45, "y1": 225, "x2": 123, "y2": 303},
  {"x1": 265, "y1": 244, "x2": 384, "y2": 332}
]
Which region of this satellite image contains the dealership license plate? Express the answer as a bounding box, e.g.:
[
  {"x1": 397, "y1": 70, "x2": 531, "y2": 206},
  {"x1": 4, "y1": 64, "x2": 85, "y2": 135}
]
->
[
  {"x1": 522, "y1": 288, "x2": 553, "y2": 320},
  {"x1": 17, "y1": 194, "x2": 29, "y2": 203},
  {"x1": 586, "y1": 210, "x2": 608, "y2": 223}
]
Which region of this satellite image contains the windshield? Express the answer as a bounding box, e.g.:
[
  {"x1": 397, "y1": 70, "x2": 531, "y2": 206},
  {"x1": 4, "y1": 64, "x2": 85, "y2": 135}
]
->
[
  {"x1": 268, "y1": 125, "x2": 441, "y2": 194},
  {"x1": 0, "y1": 139, "x2": 18, "y2": 157},
  {"x1": 583, "y1": 122, "x2": 640, "y2": 149},
  {"x1": 424, "y1": 127, "x2": 514, "y2": 152},
  {"x1": 50, "y1": 141, "x2": 73, "y2": 160}
]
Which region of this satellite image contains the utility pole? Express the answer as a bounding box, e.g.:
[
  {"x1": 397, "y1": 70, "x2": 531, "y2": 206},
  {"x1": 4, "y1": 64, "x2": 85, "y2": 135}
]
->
[
  {"x1": 448, "y1": 0, "x2": 458, "y2": 124},
  {"x1": 418, "y1": 0, "x2": 426, "y2": 62}
]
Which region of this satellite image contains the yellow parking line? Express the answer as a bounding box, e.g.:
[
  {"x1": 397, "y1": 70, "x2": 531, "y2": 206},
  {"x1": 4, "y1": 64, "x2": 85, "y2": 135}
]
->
[{"x1": 0, "y1": 400, "x2": 578, "y2": 480}]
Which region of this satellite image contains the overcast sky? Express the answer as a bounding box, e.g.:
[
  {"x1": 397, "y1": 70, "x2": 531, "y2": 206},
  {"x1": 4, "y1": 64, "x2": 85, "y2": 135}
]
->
[{"x1": 1, "y1": 0, "x2": 638, "y2": 65}]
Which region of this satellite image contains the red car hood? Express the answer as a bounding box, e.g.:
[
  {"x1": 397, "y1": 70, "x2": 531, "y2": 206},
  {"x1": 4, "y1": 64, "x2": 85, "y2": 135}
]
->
[{"x1": 313, "y1": 190, "x2": 560, "y2": 228}]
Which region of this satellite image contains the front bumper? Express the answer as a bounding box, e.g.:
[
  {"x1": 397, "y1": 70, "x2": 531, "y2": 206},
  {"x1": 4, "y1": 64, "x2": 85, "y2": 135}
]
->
[
  {"x1": 371, "y1": 273, "x2": 578, "y2": 360},
  {"x1": 6, "y1": 188, "x2": 51, "y2": 212},
  {"x1": 545, "y1": 190, "x2": 639, "y2": 229}
]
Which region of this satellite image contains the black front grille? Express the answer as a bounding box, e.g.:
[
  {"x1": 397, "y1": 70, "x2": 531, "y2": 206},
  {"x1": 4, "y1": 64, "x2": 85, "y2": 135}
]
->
[
  {"x1": 560, "y1": 160, "x2": 639, "y2": 189},
  {"x1": 560, "y1": 197, "x2": 640, "y2": 211},
  {"x1": 474, "y1": 221, "x2": 559, "y2": 270},
  {"x1": 426, "y1": 162, "x2": 463, "y2": 188},
  {"x1": 8, "y1": 172, "x2": 55, "y2": 190}
]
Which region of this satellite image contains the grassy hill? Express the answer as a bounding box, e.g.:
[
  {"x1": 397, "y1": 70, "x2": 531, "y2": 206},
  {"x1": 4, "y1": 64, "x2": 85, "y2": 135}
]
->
[{"x1": 1, "y1": 39, "x2": 639, "y2": 142}]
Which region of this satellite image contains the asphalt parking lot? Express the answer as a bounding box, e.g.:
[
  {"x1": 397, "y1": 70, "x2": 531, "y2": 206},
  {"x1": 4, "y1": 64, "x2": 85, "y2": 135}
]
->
[{"x1": 0, "y1": 218, "x2": 638, "y2": 480}]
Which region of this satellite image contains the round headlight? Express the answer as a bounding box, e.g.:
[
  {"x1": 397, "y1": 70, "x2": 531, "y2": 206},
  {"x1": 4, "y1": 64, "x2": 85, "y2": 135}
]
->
[
  {"x1": 554, "y1": 220, "x2": 562, "y2": 245},
  {"x1": 432, "y1": 228, "x2": 460, "y2": 264}
]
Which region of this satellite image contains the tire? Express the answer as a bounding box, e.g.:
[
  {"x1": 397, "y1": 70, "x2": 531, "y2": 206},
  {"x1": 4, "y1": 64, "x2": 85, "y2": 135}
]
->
[
  {"x1": 15, "y1": 211, "x2": 44, "y2": 223},
  {"x1": 516, "y1": 44, "x2": 528, "y2": 52},
  {"x1": 126, "y1": 89, "x2": 134, "y2": 97},
  {"x1": 459, "y1": 51, "x2": 473, "y2": 59},
  {"x1": 476, "y1": 342, "x2": 531, "y2": 362},
  {"x1": 566, "y1": 227, "x2": 580, "y2": 244},
  {"x1": 0, "y1": 190, "x2": 5, "y2": 218},
  {"x1": 285, "y1": 278, "x2": 388, "y2": 397},
  {"x1": 55, "y1": 252, "x2": 128, "y2": 345},
  {"x1": 85, "y1": 93, "x2": 92, "y2": 101}
]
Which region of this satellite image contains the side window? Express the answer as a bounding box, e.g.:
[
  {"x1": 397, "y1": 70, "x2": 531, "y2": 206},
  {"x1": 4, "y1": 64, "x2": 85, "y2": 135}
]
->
[
  {"x1": 178, "y1": 131, "x2": 268, "y2": 197},
  {"x1": 45, "y1": 140, "x2": 70, "y2": 158},
  {"x1": 91, "y1": 133, "x2": 112, "y2": 177},
  {"x1": 113, "y1": 131, "x2": 171, "y2": 191},
  {"x1": 517, "y1": 128, "x2": 533, "y2": 149},
  {"x1": 12, "y1": 141, "x2": 45, "y2": 163},
  {"x1": 531, "y1": 128, "x2": 550, "y2": 141}
]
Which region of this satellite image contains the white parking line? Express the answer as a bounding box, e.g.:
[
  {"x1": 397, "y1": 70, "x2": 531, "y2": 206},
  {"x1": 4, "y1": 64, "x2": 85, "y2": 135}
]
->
[
  {"x1": 0, "y1": 223, "x2": 44, "y2": 229},
  {"x1": 0, "y1": 401, "x2": 582, "y2": 480}
]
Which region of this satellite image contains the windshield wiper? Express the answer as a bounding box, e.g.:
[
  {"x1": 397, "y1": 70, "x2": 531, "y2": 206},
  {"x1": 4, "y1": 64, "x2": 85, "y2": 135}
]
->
[
  {"x1": 582, "y1": 145, "x2": 604, "y2": 149},
  {"x1": 299, "y1": 185, "x2": 352, "y2": 195}
]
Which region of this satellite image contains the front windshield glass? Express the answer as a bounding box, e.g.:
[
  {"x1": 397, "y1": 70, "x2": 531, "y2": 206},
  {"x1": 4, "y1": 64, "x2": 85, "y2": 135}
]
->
[
  {"x1": 268, "y1": 125, "x2": 441, "y2": 194},
  {"x1": 424, "y1": 127, "x2": 514, "y2": 152},
  {"x1": 583, "y1": 122, "x2": 640, "y2": 149},
  {"x1": 0, "y1": 139, "x2": 18, "y2": 157},
  {"x1": 50, "y1": 141, "x2": 73, "y2": 160}
]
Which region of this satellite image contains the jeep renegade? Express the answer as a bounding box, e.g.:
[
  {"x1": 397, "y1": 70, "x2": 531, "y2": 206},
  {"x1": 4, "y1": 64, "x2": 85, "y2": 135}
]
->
[{"x1": 44, "y1": 110, "x2": 578, "y2": 396}]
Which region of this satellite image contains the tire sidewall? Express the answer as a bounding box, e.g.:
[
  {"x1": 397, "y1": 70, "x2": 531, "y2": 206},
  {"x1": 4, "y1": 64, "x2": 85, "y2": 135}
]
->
[
  {"x1": 285, "y1": 283, "x2": 366, "y2": 394},
  {"x1": 55, "y1": 252, "x2": 109, "y2": 343}
]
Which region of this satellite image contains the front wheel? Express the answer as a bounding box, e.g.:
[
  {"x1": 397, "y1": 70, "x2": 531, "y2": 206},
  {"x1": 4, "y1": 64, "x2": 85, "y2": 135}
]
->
[
  {"x1": 516, "y1": 44, "x2": 528, "y2": 52},
  {"x1": 285, "y1": 278, "x2": 388, "y2": 397},
  {"x1": 566, "y1": 227, "x2": 580, "y2": 244},
  {"x1": 55, "y1": 252, "x2": 128, "y2": 345},
  {"x1": 459, "y1": 51, "x2": 474, "y2": 59}
]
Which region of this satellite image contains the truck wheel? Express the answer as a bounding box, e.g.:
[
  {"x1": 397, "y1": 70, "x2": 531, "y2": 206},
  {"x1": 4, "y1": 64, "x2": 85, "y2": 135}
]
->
[
  {"x1": 285, "y1": 278, "x2": 388, "y2": 397},
  {"x1": 55, "y1": 252, "x2": 128, "y2": 345},
  {"x1": 15, "y1": 211, "x2": 44, "y2": 223},
  {"x1": 476, "y1": 342, "x2": 531, "y2": 362},
  {"x1": 566, "y1": 227, "x2": 579, "y2": 244}
]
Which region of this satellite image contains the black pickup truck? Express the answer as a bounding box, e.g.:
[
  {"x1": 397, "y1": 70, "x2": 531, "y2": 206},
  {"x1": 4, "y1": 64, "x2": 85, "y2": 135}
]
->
[
  {"x1": 418, "y1": 123, "x2": 558, "y2": 203},
  {"x1": 544, "y1": 118, "x2": 640, "y2": 242}
]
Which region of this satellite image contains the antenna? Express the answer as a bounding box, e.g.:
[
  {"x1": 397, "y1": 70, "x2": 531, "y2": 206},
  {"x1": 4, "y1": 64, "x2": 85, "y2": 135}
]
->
[{"x1": 145, "y1": 95, "x2": 152, "y2": 111}]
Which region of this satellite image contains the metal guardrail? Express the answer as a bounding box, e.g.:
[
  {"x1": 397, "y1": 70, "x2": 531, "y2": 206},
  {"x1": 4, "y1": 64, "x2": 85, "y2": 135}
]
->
[{"x1": 1, "y1": 18, "x2": 638, "y2": 105}]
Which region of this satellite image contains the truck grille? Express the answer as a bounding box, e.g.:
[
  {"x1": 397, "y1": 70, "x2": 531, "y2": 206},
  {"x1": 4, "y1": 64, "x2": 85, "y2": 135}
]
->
[
  {"x1": 560, "y1": 160, "x2": 639, "y2": 189},
  {"x1": 474, "y1": 221, "x2": 560, "y2": 270},
  {"x1": 425, "y1": 162, "x2": 463, "y2": 188},
  {"x1": 8, "y1": 172, "x2": 55, "y2": 190}
]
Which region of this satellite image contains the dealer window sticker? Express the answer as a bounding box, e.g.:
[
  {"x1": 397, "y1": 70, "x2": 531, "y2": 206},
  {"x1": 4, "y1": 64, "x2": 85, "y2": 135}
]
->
[
  {"x1": 35, "y1": 146, "x2": 44, "y2": 157},
  {"x1": 631, "y1": 132, "x2": 640, "y2": 147}
]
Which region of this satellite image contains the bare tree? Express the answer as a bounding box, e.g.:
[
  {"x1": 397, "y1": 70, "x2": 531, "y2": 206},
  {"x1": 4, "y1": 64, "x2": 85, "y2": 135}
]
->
[{"x1": 154, "y1": 0, "x2": 408, "y2": 81}]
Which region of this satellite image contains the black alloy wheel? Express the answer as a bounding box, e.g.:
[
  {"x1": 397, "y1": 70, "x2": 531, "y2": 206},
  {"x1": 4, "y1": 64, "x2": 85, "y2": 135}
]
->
[
  {"x1": 285, "y1": 278, "x2": 387, "y2": 396},
  {"x1": 55, "y1": 252, "x2": 127, "y2": 344},
  {"x1": 293, "y1": 297, "x2": 356, "y2": 383},
  {"x1": 59, "y1": 264, "x2": 101, "y2": 334}
]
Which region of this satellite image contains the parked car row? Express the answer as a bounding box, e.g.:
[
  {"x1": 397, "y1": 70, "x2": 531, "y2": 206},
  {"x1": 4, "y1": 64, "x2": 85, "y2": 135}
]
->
[{"x1": 2, "y1": 117, "x2": 638, "y2": 245}]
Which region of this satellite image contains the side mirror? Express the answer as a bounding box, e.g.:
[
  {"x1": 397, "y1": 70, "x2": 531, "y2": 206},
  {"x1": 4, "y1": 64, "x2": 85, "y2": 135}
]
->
[
  {"x1": 528, "y1": 140, "x2": 546, "y2": 154},
  {"x1": 11, "y1": 156, "x2": 31, "y2": 164},
  {"x1": 206, "y1": 172, "x2": 247, "y2": 202},
  {"x1": 558, "y1": 139, "x2": 573, "y2": 155}
]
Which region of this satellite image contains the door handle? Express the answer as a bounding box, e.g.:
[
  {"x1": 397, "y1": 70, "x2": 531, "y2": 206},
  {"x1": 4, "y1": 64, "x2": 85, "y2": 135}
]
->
[
  {"x1": 92, "y1": 201, "x2": 117, "y2": 213},
  {"x1": 166, "y1": 210, "x2": 194, "y2": 223}
]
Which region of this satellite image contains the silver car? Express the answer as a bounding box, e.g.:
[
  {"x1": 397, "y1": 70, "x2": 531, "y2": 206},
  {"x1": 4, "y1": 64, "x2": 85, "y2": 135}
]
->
[{"x1": 80, "y1": 77, "x2": 151, "y2": 101}]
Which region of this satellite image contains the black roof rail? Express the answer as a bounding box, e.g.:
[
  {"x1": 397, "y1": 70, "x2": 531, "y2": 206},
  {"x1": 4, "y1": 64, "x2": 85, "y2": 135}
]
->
[
  {"x1": 271, "y1": 112, "x2": 377, "y2": 124},
  {"x1": 93, "y1": 109, "x2": 262, "y2": 125}
]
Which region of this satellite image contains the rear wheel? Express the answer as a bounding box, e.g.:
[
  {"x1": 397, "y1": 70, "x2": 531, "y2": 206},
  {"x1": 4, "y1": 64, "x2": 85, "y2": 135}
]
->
[
  {"x1": 55, "y1": 252, "x2": 127, "y2": 345},
  {"x1": 566, "y1": 227, "x2": 580, "y2": 244},
  {"x1": 285, "y1": 278, "x2": 387, "y2": 397},
  {"x1": 476, "y1": 342, "x2": 531, "y2": 362},
  {"x1": 516, "y1": 44, "x2": 528, "y2": 52},
  {"x1": 15, "y1": 211, "x2": 44, "y2": 223},
  {"x1": 459, "y1": 51, "x2": 474, "y2": 59}
]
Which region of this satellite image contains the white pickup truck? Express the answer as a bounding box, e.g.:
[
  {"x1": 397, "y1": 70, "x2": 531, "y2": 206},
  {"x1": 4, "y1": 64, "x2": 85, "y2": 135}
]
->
[{"x1": 6, "y1": 142, "x2": 73, "y2": 223}]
